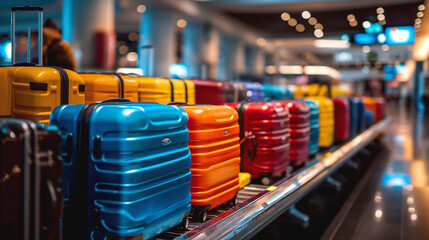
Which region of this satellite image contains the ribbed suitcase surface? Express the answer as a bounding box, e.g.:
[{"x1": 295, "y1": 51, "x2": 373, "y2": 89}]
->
[
  {"x1": 244, "y1": 83, "x2": 264, "y2": 101},
  {"x1": 305, "y1": 96, "x2": 334, "y2": 148},
  {"x1": 225, "y1": 102, "x2": 290, "y2": 180},
  {"x1": 303, "y1": 100, "x2": 320, "y2": 155},
  {"x1": 333, "y1": 98, "x2": 350, "y2": 141},
  {"x1": 0, "y1": 118, "x2": 62, "y2": 240},
  {"x1": 50, "y1": 101, "x2": 191, "y2": 240},
  {"x1": 0, "y1": 66, "x2": 85, "y2": 124},
  {"x1": 80, "y1": 73, "x2": 139, "y2": 103},
  {"x1": 275, "y1": 100, "x2": 310, "y2": 166},
  {"x1": 132, "y1": 76, "x2": 195, "y2": 104},
  {"x1": 179, "y1": 105, "x2": 240, "y2": 211},
  {"x1": 348, "y1": 97, "x2": 364, "y2": 136}
]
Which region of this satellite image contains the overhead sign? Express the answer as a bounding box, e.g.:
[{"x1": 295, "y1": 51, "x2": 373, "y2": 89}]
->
[
  {"x1": 385, "y1": 26, "x2": 415, "y2": 45},
  {"x1": 354, "y1": 33, "x2": 376, "y2": 45}
]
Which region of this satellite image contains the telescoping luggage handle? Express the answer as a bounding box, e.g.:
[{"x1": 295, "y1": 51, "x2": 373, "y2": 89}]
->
[
  {"x1": 11, "y1": 6, "x2": 43, "y2": 65},
  {"x1": 98, "y1": 98, "x2": 132, "y2": 103}
]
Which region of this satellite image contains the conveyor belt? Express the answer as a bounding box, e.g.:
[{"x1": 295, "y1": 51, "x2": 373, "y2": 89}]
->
[{"x1": 153, "y1": 117, "x2": 391, "y2": 240}]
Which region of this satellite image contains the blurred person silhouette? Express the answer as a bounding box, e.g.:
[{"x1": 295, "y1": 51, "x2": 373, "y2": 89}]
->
[{"x1": 33, "y1": 19, "x2": 76, "y2": 70}]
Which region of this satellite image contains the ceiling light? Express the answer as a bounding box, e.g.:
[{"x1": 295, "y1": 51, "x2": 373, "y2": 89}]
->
[
  {"x1": 265, "y1": 65, "x2": 277, "y2": 74},
  {"x1": 304, "y1": 66, "x2": 340, "y2": 78},
  {"x1": 415, "y1": 18, "x2": 422, "y2": 24},
  {"x1": 349, "y1": 19, "x2": 358, "y2": 27},
  {"x1": 379, "y1": 20, "x2": 386, "y2": 25},
  {"x1": 347, "y1": 14, "x2": 355, "y2": 21},
  {"x1": 308, "y1": 17, "x2": 317, "y2": 25},
  {"x1": 257, "y1": 37, "x2": 267, "y2": 46},
  {"x1": 362, "y1": 21, "x2": 371, "y2": 28},
  {"x1": 362, "y1": 45, "x2": 371, "y2": 53},
  {"x1": 177, "y1": 19, "x2": 187, "y2": 28},
  {"x1": 137, "y1": 5, "x2": 146, "y2": 13},
  {"x1": 302, "y1": 11, "x2": 311, "y2": 19},
  {"x1": 376, "y1": 7, "x2": 384, "y2": 14},
  {"x1": 278, "y1": 65, "x2": 304, "y2": 74},
  {"x1": 281, "y1": 12, "x2": 290, "y2": 21},
  {"x1": 418, "y1": 4, "x2": 425, "y2": 11},
  {"x1": 315, "y1": 23, "x2": 324, "y2": 30},
  {"x1": 314, "y1": 39, "x2": 350, "y2": 48},
  {"x1": 314, "y1": 29, "x2": 324, "y2": 38},
  {"x1": 296, "y1": 24, "x2": 305, "y2": 32},
  {"x1": 417, "y1": 12, "x2": 424, "y2": 18},
  {"x1": 288, "y1": 18, "x2": 297, "y2": 26},
  {"x1": 382, "y1": 44, "x2": 389, "y2": 51},
  {"x1": 415, "y1": 23, "x2": 421, "y2": 28},
  {"x1": 377, "y1": 14, "x2": 385, "y2": 21}
]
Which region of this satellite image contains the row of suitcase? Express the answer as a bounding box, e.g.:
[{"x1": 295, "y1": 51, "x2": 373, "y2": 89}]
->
[
  {"x1": 0, "y1": 67, "x2": 296, "y2": 125},
  {"x1": 0, "y1": 95, "x2": 384, "y2": 240}
]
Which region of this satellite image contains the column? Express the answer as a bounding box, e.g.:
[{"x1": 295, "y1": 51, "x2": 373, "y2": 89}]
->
[
  {"x1": 62, "y1": 0, "x2": 115, "y2": 70},
  {"x1": 218, "y1": 34, "x2": 239, "y2": 80},
  {"x1": 182, "y1": 21, "x2": 204, "y2": 78},
  {"x1": 138, "y1": 7, "x2": 176, "y2": 77}
]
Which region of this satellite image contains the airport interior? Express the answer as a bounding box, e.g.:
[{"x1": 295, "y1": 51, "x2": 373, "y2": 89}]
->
[{"x1": 0, "y1": 0, "x2": 429, "y2": 239}]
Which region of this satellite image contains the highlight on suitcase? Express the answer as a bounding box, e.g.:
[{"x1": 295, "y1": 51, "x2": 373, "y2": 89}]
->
[{"x1": 1, "y1": 5, "x2": 388, "y2": 240}]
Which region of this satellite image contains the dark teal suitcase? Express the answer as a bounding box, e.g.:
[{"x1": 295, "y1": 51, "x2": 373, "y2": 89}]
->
[
  {"x1": 303, "y1": 100, "x2": 320, "y2": 155},
  {"x1": 50, "y1": 99, "x2": 191, "y2": 240},
  {"x1": 364, "y1": 110, "x2": 375, "y2": 129}
]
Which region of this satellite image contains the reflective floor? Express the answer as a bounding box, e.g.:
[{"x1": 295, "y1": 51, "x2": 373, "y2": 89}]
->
[{"x1": 329, "y1": 103, "x2": 429, "y2": 240}]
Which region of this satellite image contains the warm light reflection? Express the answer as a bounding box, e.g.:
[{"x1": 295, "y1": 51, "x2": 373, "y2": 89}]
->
[
  {"x1": 407, "y1": 197, "x2": 414, "y2": 205},
  {"x1": 314, "y1": 39, "x2": 350, "y2": 49},
  {"x1": 375, "y1": 210, "x2": 383, "y2": 218},
  {"x1": 411, "y1": 213, "x2": 418, "y2": 221}
]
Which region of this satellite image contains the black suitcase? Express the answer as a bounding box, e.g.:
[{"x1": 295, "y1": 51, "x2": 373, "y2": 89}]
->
[{"x1": 0, "y1": 118, "x2": 62, "y2": 240}]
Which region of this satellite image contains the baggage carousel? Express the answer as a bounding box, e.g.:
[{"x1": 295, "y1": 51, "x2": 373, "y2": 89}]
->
[{"x1": 153, "y1": 117, "x2": 391, "y2": 240}]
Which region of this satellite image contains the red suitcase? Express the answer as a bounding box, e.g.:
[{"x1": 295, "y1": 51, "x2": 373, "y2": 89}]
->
[
  {"x1": 274, "y1": 100, "x2": 310, "y2": 167},
  {"x1": 191, "y1": 79, "x2": 233, "y2": 104},
  {"x1": 225, "y1": 102, "x2": 290, "y2": 184},
  {"x1": 374, "y1": 97, "x2": 385, "y2": 122},
  {"x1": 333, "y1": 98, "x2": 350, "y2": 141}
]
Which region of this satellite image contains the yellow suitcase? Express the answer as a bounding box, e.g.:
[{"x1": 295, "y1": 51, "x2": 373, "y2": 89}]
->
[
  {"x1": 305, "y1": 96, "x2": 334, "y2": 148},
  {"x1": 0, "y1": 66, "x2": 85, "y2": 124},
  {"x1": 130, "y1": 77, "x2": 195, "y2": 104},
  {"x1": 80, "y1": 73, "x2": 139, "y2": 103}
]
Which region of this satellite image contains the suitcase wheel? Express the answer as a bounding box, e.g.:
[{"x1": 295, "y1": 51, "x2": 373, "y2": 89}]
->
[
  {"x1": 227, "y1": 194, "x2": 238, "y2": 207},
  {"x1": 192, "y1": 209, "x2": 207, "y2": 223},
  {"x1": 179, "y1": 217, "x2": 190, "y2": 230},
  {"x1": 261, "y1": 176, "x2": 272, "y2": 186}
]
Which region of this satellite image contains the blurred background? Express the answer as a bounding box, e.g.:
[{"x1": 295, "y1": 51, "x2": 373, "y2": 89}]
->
[{"x1": 0, "y1": 0, "x2": 427, "y2": 107}]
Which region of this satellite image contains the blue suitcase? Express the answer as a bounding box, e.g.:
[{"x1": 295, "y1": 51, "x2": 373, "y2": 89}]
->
[
  {"x1": 50, "y1": 99, "x2": 192, "y2": 240},
  {"x1": 356, "y1": 99, "x2": 366, "y2": 133},
  {"x1": 244, "y1": 82, "x2": 264, "y2": 101},
  {"x1": 262, "y1": 84, "x2": 293, "y2": 100},
  {"x1": 364, "y1": 110, "x2": 375, "y2": 129},
  {"x1": 303, "y1": 100, "x2": 320, "y2": 155},
  {"x1": 347, "y1": 98, "x2": 359, "y2": 136}
]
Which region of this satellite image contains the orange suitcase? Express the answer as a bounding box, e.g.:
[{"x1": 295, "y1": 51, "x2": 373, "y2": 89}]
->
[
  {"x1": 362, "y1": 97, "x2": 377, "y2": 117},
  {"x1": 176, "y1": 104, "x2": 240, "y2": 222},
  {"x1": 80, "y1": 73, "x2": 139, "y2": 103}
]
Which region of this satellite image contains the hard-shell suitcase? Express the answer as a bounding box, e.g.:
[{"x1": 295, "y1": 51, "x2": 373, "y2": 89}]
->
[
  {"x1": 244, "y1": 82, "x2": 264, "y2": 101},
  {"x1": 132, "y1": 76, "x2": 195, "y2": 104},
  {"x1": 303, "y1": 100, "x2": 320, "y2": 155},
  {"x1": 356, "y1": 98, "x2": 366, "y2": 133},
  {"x1": 50, "y1": 99, "x2": 192, "y2": 240},
  {"x1": 177, "y1": 104, "x2": 240, "y2": 221},
  {"x1": 274, "y1": 100, "x2": 310, "y2": 166},
  {"x1": 192, "y1": 79, "x2": 232, "y2": 104},
  {"x1": 262, "y1": 84, "x2": 291, "y2": 100},
  {"x1": 365, "y1": 110, "x2": 375, "y2": 129},
  {"x1": 333, "y1": 98, "x2": 350, "y2": 141},
  {"x1": 80, "y1": 73, "x2": 139, "y2": 103},
  {"x1": 305, "y1": 96, "x2": 334, "y2": 148},
  {"x1": 0, "y1": 118, "x2": 62, "y2": 240},
  {"x1": 374, "y1": 97, "x2": 386, "y2": 122},
  {"x1": 225, "y1": 101, "x2": 289, "y2": 184},
  {"x1": 0, "y1": 7, "x2": 85, "y2": 124}
]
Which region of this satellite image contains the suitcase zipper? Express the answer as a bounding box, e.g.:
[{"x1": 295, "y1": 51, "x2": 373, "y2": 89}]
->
[
  {"x1": 111, "y1": 73, "x2": 124, "y2": 98},
  {"x1": 51, "y1": 67, "x2": 69, "y2": 105}
]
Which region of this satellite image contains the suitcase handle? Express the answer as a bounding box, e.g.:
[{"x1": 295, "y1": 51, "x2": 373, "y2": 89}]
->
[
  {"x1": 13, "y1": 62, "x2": 37, "y2": 66},
  {"x1": 167, "y1": 102, "x2": 188, "y2": 106},
  {"x1": 239, "y1": 134, "x2": 257, "y2": 161},
  {"x1": 44, "y1": 179, "x2": 59, "y2": 236},
  {"x1": 98, "y1": 98, "x2": 132, "y2": 103}
]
